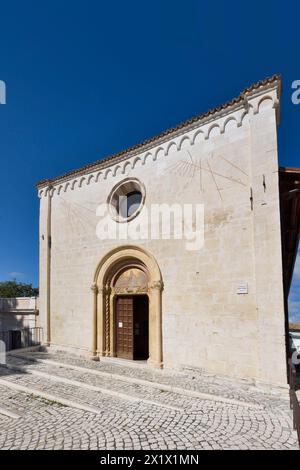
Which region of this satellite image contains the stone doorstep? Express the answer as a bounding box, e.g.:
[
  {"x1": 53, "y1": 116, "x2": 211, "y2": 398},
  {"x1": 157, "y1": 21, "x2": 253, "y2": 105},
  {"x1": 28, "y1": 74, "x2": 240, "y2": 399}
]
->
[
  {"x1": 46, "y1": 346, "x2": 169, "y2": 373},
  {"x1": 6, "y1": 354, "x2": 264, "y2": 410},
  {"x1": 100, "y1": 356, "x2": 150, "y2": 369}
]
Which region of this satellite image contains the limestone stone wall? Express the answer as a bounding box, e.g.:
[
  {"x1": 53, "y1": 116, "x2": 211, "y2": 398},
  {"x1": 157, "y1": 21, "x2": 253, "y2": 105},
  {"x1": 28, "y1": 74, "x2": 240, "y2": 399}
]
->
[{"x1": 38, "y1": 81, "x2": 287, "y2": 386}]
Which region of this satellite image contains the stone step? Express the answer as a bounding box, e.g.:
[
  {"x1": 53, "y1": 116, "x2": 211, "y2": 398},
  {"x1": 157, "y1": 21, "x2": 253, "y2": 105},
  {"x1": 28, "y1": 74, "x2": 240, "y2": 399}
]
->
[
  {"x1": 0, "y1": 383, "x2": 66, "y2": 418},
  {"x1": 0, "y1": 364, "x2": 187, "y2": 415},
  {"x1": 0, "y1": 404, "x2": 21, "y2": 419},
  {"x1": 10, "y1": 351, "x2": 275, "y2": 408},
  {"x1": 2, "y1": 362, "x2": 184, "y2": 412},
  {"x1": 0, "y1": 353, "x2": 297, "y2": 451},
  {"x1": 0, "y1": 376, "x2": 103, "y2": 415},
  {"x1": 6, "y1": 354, "x2": 263, "y2": 409}
]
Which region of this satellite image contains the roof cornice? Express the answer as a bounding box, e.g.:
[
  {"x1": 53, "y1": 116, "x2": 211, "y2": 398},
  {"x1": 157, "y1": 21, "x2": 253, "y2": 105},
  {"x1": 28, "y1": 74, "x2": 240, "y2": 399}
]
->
[{"x1": 36, "y1": 74, "x2": 281, "y2": 190}]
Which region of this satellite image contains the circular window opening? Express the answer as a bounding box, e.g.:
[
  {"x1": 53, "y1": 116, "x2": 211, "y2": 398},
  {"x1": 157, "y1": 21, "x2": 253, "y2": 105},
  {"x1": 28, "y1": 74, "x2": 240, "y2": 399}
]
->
[
  {"x1": 118, "y1": 191, "x2": 142, "y2": 219},
  {"x1": 107, "y1": 178, "x2": 145, "y2": 222}
]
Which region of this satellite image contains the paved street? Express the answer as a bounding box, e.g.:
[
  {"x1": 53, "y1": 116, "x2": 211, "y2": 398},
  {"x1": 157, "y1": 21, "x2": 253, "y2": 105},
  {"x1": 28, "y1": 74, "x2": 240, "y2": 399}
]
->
[{"x1": 0, "y1": 350, "x2": 298, "y2": 450}]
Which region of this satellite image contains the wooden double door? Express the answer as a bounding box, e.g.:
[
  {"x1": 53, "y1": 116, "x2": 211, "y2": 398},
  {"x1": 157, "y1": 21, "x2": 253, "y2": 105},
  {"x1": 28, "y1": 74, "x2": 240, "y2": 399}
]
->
[{"x1": 115, "y1": 295, "x2": 149, "y2": 360}]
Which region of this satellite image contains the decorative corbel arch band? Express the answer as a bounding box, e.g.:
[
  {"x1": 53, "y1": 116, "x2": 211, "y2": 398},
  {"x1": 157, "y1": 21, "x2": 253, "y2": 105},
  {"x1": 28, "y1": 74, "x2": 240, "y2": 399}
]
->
[{"x1": 39, "y1": 89, "x2": 279, "y2": 198}]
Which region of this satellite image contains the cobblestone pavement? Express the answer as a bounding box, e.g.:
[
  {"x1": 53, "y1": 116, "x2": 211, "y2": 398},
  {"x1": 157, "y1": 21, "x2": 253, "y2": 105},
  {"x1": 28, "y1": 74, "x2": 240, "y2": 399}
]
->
[{"x1": 0, "y1": 350, "x2": 298, "y2": 450}]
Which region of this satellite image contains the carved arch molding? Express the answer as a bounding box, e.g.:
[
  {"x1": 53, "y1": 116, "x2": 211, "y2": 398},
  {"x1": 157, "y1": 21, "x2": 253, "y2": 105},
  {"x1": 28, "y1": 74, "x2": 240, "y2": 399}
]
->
[{"x1": 91, "y1": 246, "x2": 163, "y2": 368}]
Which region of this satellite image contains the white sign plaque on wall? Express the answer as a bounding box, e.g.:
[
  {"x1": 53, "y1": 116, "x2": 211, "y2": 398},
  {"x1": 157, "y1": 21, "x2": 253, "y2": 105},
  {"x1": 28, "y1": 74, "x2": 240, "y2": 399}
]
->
[
  {"x1": 118, "y1": 322, "x2": 123, "y2": 328},
  {"x1": 236, "y1": 282, "x2": 248, "y2": 294}
]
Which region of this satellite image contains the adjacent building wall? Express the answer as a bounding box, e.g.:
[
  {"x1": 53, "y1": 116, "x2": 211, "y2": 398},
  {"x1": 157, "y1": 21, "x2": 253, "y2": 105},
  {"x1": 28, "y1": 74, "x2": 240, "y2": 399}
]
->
[{"x1": 0, "y1": 297, "x2": 39, "y2": 330}]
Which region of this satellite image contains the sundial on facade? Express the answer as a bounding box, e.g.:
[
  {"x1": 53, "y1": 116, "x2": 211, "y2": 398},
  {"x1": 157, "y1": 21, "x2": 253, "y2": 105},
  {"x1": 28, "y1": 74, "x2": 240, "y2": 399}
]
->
[{"x1": 166, "y1": 149, "x2": 249, "y2": 201}]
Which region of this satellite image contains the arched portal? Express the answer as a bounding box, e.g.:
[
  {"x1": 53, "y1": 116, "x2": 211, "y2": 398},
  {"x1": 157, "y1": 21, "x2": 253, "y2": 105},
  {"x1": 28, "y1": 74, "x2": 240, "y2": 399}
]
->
[{"x1": 91, "y1": 246, "x2": 163, "y2": 368}]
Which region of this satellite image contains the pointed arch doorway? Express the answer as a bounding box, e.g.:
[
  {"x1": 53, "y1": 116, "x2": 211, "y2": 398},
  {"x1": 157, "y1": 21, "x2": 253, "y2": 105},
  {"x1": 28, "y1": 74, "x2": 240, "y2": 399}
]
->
[{"x1": 91, "y1": 246, "x2": 163, "y2": 368}]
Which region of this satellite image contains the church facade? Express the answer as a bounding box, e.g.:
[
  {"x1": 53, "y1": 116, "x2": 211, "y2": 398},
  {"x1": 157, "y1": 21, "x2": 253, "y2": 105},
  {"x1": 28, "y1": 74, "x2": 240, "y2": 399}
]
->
[{"x1": 37, "y1": 76, "x2": 299, "y2": 387}]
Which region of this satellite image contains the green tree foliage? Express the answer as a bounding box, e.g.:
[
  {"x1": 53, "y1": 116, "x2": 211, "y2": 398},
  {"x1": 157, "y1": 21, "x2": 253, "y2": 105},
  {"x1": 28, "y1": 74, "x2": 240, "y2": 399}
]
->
[{"x1": 0, "y1": 280, "x2": 38, "y2": 298}]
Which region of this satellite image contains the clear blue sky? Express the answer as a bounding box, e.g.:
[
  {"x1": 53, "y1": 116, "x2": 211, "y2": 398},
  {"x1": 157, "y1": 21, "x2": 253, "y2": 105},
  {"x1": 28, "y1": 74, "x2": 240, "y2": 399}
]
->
[{"x1": 0, "y1": 1, "x2": 299, "y2": 320}]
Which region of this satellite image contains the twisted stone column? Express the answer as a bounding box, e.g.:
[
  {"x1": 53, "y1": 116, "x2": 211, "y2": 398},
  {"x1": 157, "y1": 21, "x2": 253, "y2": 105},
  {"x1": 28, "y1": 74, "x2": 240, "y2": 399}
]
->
[
  {"x1": 104, "y1": 286, "x2": 111, "y2": 357},
  {"x1": 96, "y1": 286, "x2": 105, "y2": 358},
  {"x1": 90, "y1": 283, "x2": 99, "y2": 360}
]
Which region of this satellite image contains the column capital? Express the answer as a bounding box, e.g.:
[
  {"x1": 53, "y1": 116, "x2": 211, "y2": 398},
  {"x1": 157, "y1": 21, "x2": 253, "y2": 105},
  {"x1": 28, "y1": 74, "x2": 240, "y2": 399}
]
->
[
  {"x1": 149, "y1": 280, "x2": 164, "y2": 291},
  {"x1": 97, "y1": 285, "x2": 112, "y2": 295},
  {"x1": 90, "y1": 283, "x2": 98, "y2": 294},
  {"x1": 104, "y1": 285, "x2": 112, "y2": 295}
]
